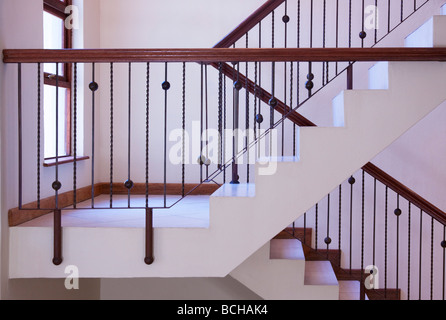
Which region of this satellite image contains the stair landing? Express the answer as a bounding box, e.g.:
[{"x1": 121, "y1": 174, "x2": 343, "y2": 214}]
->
[{"x1": 17, "y1": 194, "x2": 211, "y2": 229}]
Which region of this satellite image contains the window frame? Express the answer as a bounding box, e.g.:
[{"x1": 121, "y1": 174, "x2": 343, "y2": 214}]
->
[{"x1": 43, "y1": 0, "x2": 73, "y2": 160}]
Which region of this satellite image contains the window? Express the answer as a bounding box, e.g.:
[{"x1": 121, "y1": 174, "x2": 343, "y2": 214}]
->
[{"x1": 43, "y1": 0, "x2": 72, "y2": 159}]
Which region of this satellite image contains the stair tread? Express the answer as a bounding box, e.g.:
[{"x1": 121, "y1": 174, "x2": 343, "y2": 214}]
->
[
  {"x1": 211, "y1": 183, "x2": 256, "y2": 198},
  {"x1": 304, "y1": 261, "x2": 338, "y2": 287},
  {"x1": 269, "y1": 239, "x2": 305, "y2": 260}
]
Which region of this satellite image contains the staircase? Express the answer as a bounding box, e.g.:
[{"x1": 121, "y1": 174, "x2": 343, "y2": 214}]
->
[
  {"x1": 6, "y1": 1, "x2": 446, "y2": 301},
  {"x1": 226, "y1": 11, "x2": 446, "y2": 299}
]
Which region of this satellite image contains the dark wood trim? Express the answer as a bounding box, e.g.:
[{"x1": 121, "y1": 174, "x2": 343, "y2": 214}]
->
[
  {"x1": 363, "y1": 162, "x2": 446, "y2": 226},
  {"x1": 44, "y1": 0, "x2": 70, "y2": 14},
  {"x1": 107, "y1": 182, "x2": 221, "y2": 196},
  {"x1": 44, "y1": 74, "x2": 71, "y2": 88},
  {"x1": 8, "y1": 183, "x2": 106, "y2": 227},
  {"x1": 43, "y1": 155, "x2": 89, "y2": 167},
  {"x1": 213, "y1": 0, "x2": 286, "y2": 48},
  {"x1": 4, "y1": 48, "x2": 446, "y2": 64}
]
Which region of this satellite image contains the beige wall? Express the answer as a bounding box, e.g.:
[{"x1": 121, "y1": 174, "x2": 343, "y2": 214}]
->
[{"x1": 100, "y1": 276, "x2": 261, "y2": 300}]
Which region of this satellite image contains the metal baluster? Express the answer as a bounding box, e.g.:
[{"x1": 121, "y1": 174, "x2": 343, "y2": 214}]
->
[
  {"x1": 37, "y1": 63, "x2": 41, "y2": 209},
  {"x1": 245, "y1": 34, "x2": 250, "y2": 182},
  {"x1": 269, "y1": 11, "x2": 276, "y2": 153},
  {"x1": 257, "y1": 21, "x2": 262, "y2": 155},
  {"x1": 282, "y1": 1, "x2": 289, "y2": 157},
  {"x1": 109, "y1": 63, "x2": 114, "y2": 208},
  {"x1": 203, "y1": 65, "x2": 209, "y2": 180},
  {"x1": 53, "y1": 62, "x2": 62, "y2": 266},
  {"x1": 231, "y1": 63, "x2": 241, "y2": 185},
  {"x1": 408, "y1": 202, "x2": 412, "y2": 300},
  {"x1": 145, "y1": 208, "x2": 154, "y2": 265},
  {"x1": 442, "y1": 225, "x2": 446, "y2": 300},
  {"x1": 360, "y1": 0, "x2": 367, "y2": 47},
  {"x1": 253, "y1": 62, "x2": 258, "y2": 153},
  {"x1": 55, "y1": 62, "x2": 60, "y2": 208},
  {"x1": 306, "y1": 62, "x2": 313, "y2": 98},
  {"x1": 218, "y1": 62, "x2": 223, "y2": 175},
  {"x1": 419, "y1": 209, "x2": 423, "y2": 300},
  {"x1": 146, "y1": 62, "x2": 151, "y2": 208},
  {"x1": 431, "y1": 217, "x2": 434, "y2": 300},
  {"x1": 73, "y1": 63, "x2": 78, "y2": 209},
  {"x1": 201, "y1": 63, "x2": 205, "y2": 183},
  {"x1": 223, "y1": 73, "x2": 227, "y2": 184},
  {"x1": 348, "y1": 175, "x2": 355, "y2": 274},
  {"x1": 388, "y1": 0, "x2": 391, "y2": 34},
  {"x1": 18, "y1": 63, "x2": 23, "y2": 210},
  {"x1": 360, "y1": 170, "x2": 365, "y2": 300},
  {"x1": 335, "y1": 0, "x2": 339, "y2": 74},
  {"x1": 289, "y1": 62, "x2": 293, "y2": 156},
  {"x1": 304, "y1": 212, "x2": 307, "y2": 246},
  {"x1": 401, "y1": 0, "x2": 404, "y2": 22},
  {"x1": 326, "y1": 193, "x2": 331, "y2": 260},
  {"x1": 89, "y1": 63, "x2": 98, "y2": 208},
  {"x1": 315, "y1": 203, "x2": 319, "y2": 251},
  {"x1": 322, "y1": 0, "x2": 326, "y2": 85},
  {"x1": 162, "y1": 62, "x2": 170, "y2": 207},
  {"x1": 395, "y1": 194, "x2": 402, "y2": 298},
  {"x1": 347, "y1": 64, "x2": 353, "y2": 90},
  {"x1": 126, "y1": 63, "x2": 133, "y2": 208},
  {"x1": 339, "y1": 184, "x2": 342, "y2": 268},
  {"x1": 307, "y1": 0, "x2": 314, "y2": 98},
  {"x1": 349, "y1": 0, "x2": 352, "y2": 48},
  {"x1": 295, "y1": 0, "x2": 300, "y2": 155},
  {"x1": 375, "y1": 0, "x2": 378, "y2": 44},
  {"x1": 310, "y1": 0, "x2": 313, "y2": 49},
  {"x1": 385, "y1": 186, "x2": 388, "y2": 298},
  {"x1": 373, "y1": 178, "x2": 377, "y2": 271}
]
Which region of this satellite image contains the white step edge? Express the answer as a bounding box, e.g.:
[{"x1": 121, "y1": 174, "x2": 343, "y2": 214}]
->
[{"x1": 405, "y1": 15, "x2": 446, "y2": 47}]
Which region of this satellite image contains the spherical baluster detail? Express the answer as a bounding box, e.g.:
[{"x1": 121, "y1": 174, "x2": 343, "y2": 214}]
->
[
  {"x1": 234, "y1": 81, "x2": 242, "y2": 91},
  {"x1": 124, "y1": 179, "x2": 134, "y2": 190},
  {"x1": 256, "y1": 114, "x2": 264, "y2": 124},
  {"x1": 269, "y1": 97, "x2": 278, "y2": 108},
  {"x1": 348, "y1": 176, "x2": 356, "y2": 185},
  {"x1": 197, "y1": 155, "x2": 206, "y2": 166},
  {"x1": 282, "y1": 15, "x2": 290, "y2": 23},
  {"x1": 306, "y1": 73, "x2": 314, "y2": 91},
  {"x1": 359, "y1": 31, "x2": 367, "y2": 40},
  {"x1": 394, "y1": 208, "x2": 402, "y2": 217},
  {"x1": 52, "y1": 181, "x2": 62, "y2": 191},
  {"x1": 305, "y1": 81, "x2": 314, "y2": 91},
  {"x1": 324, "y1": 237, "x2": 332, "y2": 245},
  {"x1": 441, "y1": 240, "x2": 446, "y2": 249},
  {"x1": 162, "y1": 81, "x2": 171, "y2": 91},
  {"x1": 89, "y1": 82, "x2": 99, "y2": 92}
]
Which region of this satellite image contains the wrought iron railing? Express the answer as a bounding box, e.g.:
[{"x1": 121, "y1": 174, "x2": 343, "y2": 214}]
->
[
  {"x1": 288, "y1": 163, "x2": 446, "y2": 300},
  {"x1": 3, "y1": 47, "x2": 446, "y2": 268}
]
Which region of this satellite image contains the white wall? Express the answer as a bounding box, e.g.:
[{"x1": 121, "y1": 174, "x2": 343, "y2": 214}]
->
[{"x1": 0, "y1": 0, "x2": 101, "y2": 300}]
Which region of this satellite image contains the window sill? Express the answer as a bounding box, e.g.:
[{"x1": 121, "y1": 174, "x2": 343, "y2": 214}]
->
[{"x1": 43, "y1": 156, "x2": 89, "y2": 167}]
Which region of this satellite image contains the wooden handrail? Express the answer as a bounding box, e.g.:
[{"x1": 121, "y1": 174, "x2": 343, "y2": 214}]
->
[
  {"x1": 4, "y1": 48, "x2": 446, "y2": 63},
  {"x1": 363, "y1": 162, "x2": 446, "y2": 226},
  {"x1": 213, "y1": 0, "x2": 286, "y2": 48},
  {"x1": 214, "y1": 62, "x2": 316, "y2": 126}
]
